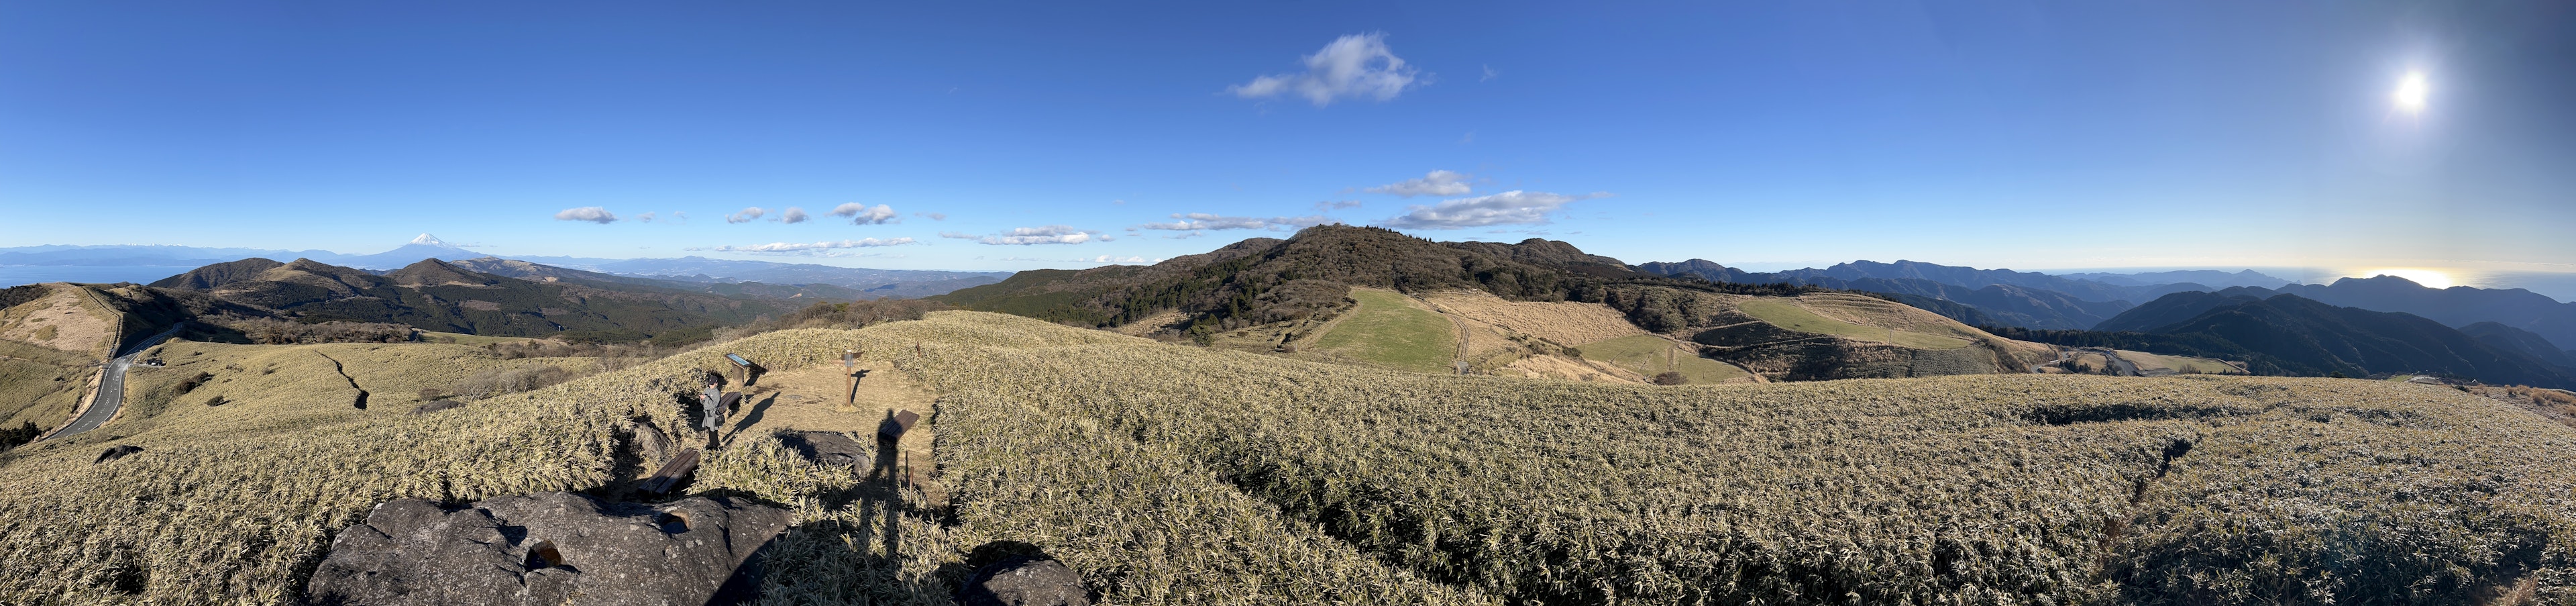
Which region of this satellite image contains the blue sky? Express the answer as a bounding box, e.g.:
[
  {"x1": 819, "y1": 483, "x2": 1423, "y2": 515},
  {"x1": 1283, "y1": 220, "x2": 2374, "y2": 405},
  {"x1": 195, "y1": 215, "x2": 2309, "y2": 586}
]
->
[{"x1": 2, "y1": 1, "x2": 2569, "y2": 274}]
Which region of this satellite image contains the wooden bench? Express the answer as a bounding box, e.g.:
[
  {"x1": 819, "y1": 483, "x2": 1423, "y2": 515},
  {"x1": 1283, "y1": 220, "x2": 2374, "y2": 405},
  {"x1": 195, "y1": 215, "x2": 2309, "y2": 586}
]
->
[{"x1": 640, "y1": 448, "x2": 702, "y2": 495}]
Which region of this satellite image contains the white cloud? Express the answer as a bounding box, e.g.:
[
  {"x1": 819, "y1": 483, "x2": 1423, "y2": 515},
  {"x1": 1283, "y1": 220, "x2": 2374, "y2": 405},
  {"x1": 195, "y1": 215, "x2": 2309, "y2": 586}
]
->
[
  {"x1": 1481, "y1": 64, "x2": 1499, "y2": 81},
  {"x1": 1134, "y1": 213, "x2": 1334, "y2": 232},
  {"x1": 692, "y1": 238, "x2": 920, "y2": 256},
  {"x1": 553, "y1": 207, "x2": 618, "y2": 223},
  {"x1": 1314, "y1": 199, "x2": 1364, "y2": 211},
  {"x1": 780, "y1": 207, "x2": 810, "y2": 224},
  {"x1": 1084, "y1": 255, "x2": 1149, "y2": 264},
  {"x1": 960, "y1": 225, "x2": 1105, "y2": 245},
  {"x1": 1165, "y1": 231, "x2": 1205, "y2": 240},
  {"x1": 669, "y1": 211, "x2": 689, "y2": 223},
  {"x1": 1366, "y1": 170, "x2": 1471, "y2": 197},
  {"x1": 1228, "y1": 33, "x2": 1421, "y2": 107},
  {"x1": 832, "y1": 203, "x2": 900, "y2": 225},
  {"x1": 912, "y1": 211, "x2": 947, "y2": 221},
  {"x1": 636, "y1": 212, "x2": 658, "y2": 223},
  {"x1": 726, "y1": 207, "x2": 767, "y2": 223},
  {"x1": 1378, "y1": 190, "x2": 1611, "y2": 230}
]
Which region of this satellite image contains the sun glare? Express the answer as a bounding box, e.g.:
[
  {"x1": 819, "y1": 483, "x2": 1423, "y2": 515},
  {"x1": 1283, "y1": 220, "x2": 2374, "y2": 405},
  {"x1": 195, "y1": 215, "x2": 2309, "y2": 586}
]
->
[
  {"x1": 2392, "y1": 70, "x2": 2428, "y2": 114},
  {"x1": 2366, "y1": 267, "x2": 2452, "y2": 289}
]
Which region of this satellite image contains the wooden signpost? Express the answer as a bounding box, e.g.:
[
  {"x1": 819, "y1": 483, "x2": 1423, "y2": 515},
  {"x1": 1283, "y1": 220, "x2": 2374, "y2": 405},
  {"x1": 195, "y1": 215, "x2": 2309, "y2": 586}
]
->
[{"x1": 723, "y1": 353, "x2": 759, "y2": 387}]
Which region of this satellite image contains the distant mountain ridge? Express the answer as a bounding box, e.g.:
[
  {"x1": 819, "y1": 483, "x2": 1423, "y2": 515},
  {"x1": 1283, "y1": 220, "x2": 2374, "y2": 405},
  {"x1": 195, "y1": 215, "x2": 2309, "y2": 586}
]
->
[
  {"x1": 7, "y1": 234, "x2": 1007, "y2": 298},
  {"x1": 150, "y1": 257, "x2": 802, "y2": 342},
  {"x1": 2053, "y1": 290, "x2": 2576, "y2": 388}
]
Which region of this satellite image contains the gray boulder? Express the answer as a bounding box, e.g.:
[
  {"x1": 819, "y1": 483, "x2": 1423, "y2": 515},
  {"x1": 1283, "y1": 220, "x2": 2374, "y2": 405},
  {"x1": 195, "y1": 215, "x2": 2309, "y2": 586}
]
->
[
  {"x1": 307, "y1": 491, "x2": 790, "y2": 606},
  {"x1": 959, "y1": 556, "x2": 1091, "y2": 606}
]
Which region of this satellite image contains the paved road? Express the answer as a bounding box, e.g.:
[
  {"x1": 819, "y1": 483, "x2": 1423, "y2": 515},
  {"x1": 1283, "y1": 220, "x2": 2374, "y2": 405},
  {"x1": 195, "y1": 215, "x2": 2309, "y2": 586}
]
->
[{"x1": 44, "y1": 323, "x2": 184, "y2": 441}]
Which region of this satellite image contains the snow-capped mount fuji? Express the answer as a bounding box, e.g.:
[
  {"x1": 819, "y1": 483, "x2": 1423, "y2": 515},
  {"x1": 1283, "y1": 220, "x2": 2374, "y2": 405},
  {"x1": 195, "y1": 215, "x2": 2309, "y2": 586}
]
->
[{"x1": 327, "y1": 234, "x2": 488, "y2": 270}]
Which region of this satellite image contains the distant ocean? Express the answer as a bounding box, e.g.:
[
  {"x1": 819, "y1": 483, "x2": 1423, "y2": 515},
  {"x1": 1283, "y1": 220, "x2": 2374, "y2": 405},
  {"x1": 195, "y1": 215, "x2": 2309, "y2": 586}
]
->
[{"x1": 0, "y1": 265, "x2": 195, "y2": 288}]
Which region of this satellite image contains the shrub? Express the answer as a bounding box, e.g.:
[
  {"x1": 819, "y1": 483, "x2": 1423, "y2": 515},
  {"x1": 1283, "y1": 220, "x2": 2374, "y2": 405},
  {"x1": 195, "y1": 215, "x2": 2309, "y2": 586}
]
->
[
  {"x1": 0, "y1": 421, "x2": 41, "y2": 450},
  {"x1": 1652, "y1": 371, "x2": 1686, "y2": 385}
]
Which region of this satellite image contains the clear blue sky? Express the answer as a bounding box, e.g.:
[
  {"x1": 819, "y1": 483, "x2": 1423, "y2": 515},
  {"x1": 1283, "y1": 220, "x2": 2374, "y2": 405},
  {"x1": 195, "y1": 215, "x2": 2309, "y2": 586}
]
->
[{"x1": 3, "y1": 1, "x2": 2569, "y2": 273}]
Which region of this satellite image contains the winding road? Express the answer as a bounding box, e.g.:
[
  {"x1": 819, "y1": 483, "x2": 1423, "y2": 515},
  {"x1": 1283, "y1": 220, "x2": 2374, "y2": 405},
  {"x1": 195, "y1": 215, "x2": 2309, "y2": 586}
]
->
[{"x1": 41, "y1": 323, "x2": 184, "y2": 442}]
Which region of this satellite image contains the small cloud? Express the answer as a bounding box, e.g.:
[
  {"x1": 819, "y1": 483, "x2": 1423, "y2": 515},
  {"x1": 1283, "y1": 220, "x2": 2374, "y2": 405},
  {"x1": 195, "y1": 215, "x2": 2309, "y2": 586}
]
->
[
  {"x1": 938, "y1": 231, "x2": 976, "y2": 240},
  {"x1": 1165, "y1": 231, "x2": 1205, "y2": 240},
  {"x1": 911, "y1": 211, "x2": 947, "y2": 221},
  {"x1": 1459, "y1": 132, "x2": 1474, "y2": 144},
  {"x1": 1083, "y1": 255, "x2": 1149, "y2": 264},
  {"x1": 1481, "y1": 65, "x2": 1499, "y2": 82},
  {"x1": 832, "y1": 203, "x2": 900, "y2": 225},
  {"x1": 1314, "y1": 199, "x2": 1363, "y2": 211},
  {"x1": 779, "y1": 207, "x2": 810, "y2": 224},
  {"x1": 1112, "y1": 199, "x2": 1127, "y2": 205},
  {"x1": 1135, "y1": 213, "x2": 1334, "y2": 232},
  {"x1": 670, "y1": 211, "x2": 689, "y2": 223},
  {"x1": 553, "y1": 207, "x2": 618, "y2": 223},
  {"x1": 1227, "y1": 33, "x2": 1421, "y2": 107},
  {"x1": 1379, "y1": 190, "x2": 1611, "y2": 230},
  {"x1": 1367, "y1": 170, "x2": 1472, "y2": 197},
  {"x1": 691, "y1": 238, "x2": 921, "y2": 256},
  {"x1": 726, "y1": 207, "x2": 767, "y2": 223},
  {"x1": 963, "y1": 225, "x2": 1104, "y2": 245},
  {"x1": 636, "y1": 211, "x2": 658, "y2": 223}
]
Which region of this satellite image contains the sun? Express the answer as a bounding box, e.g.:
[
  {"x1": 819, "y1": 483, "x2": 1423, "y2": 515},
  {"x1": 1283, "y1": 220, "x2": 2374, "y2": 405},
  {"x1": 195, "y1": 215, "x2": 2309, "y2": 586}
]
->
[
  {"x1": 2392, "y1": 70, "x2": 2429, "y2": 115},
  {"x1": 2366, "y1": 267, "x2": 2452, "y2": 289}
]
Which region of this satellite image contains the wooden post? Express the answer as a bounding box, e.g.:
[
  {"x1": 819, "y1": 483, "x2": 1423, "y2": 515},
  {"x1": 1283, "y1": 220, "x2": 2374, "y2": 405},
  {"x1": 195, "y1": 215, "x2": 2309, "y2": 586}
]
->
[{"x1": 837, "y1": 348, "x2": 861, "y2": 413}]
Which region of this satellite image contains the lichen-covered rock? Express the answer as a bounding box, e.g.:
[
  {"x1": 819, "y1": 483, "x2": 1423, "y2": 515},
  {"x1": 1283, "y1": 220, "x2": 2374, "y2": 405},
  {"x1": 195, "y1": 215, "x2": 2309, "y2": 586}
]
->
[
  {"x1": 959, "y1": 556, "x2": 1091, "y2": 606},
  {"x1": 306, "y1": 491, "x2": 789, "y2": 606}
]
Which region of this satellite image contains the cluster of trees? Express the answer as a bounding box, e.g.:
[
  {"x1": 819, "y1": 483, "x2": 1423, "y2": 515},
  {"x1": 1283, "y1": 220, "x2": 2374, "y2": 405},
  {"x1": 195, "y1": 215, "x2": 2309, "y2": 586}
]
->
[
  {"x1": 0, "y1": 421, "x2": 42, "y2": 451},
  {"x1": 219, "y1": 317, "x2": 416, "y2": 345},
  {"x1": 710, "y1": 297, "x2": 949, "y2": 343}
]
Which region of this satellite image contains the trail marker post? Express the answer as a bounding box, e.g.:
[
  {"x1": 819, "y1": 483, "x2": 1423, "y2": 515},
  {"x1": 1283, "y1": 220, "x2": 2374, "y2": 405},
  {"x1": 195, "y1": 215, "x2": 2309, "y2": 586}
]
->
[{"x1": 837, "y1": 348, "x2": 862, "y2": 413}]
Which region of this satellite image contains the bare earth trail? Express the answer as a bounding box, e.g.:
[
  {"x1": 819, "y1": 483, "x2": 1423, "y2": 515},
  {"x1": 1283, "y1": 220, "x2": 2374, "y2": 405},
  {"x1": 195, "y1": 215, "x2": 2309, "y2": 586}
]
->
[
  {"x1": 724, "y1": 355, "x2": 944, "y2": 499},
  {"x1": 39, "y1": 322, "x2": 185, "y2": 442}
]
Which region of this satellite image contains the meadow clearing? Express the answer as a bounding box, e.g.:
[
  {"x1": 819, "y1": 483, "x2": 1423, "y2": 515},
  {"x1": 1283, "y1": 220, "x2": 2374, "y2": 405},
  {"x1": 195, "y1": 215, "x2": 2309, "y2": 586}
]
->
[{"x1": 1304, "y1": 288, "x2": 1456, "y2": 374}]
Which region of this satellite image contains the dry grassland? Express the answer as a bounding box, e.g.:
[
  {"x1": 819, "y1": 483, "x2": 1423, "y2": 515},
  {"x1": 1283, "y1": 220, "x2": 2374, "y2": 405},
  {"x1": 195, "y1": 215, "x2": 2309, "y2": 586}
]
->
[
  {"x1": 9, "y1": 311, "x2": 2576, "y2": 605},
  {"x1": 0, "y1": 287, "x2": 117, "y2": 358},
  {"x1": 1421, "y1": 291, "x2": 1644, "y2": 346}
]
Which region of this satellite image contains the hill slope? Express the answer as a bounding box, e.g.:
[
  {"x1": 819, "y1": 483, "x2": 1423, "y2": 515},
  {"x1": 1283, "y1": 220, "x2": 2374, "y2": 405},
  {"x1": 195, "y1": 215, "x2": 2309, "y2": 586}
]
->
[
  {"x1": 154, "y1": 258, "x2": 802, "y2": 341},
  {"x1": 940, "y1": 226, "x2": 2032, "y2": 381}
]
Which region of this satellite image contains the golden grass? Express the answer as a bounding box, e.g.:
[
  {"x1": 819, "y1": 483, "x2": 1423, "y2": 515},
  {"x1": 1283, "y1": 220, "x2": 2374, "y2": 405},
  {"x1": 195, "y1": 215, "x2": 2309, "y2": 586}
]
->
[
  {"x1": 2116, "y1": 350, "x2": 2245, "y2": 374},
  {"x1": 0, "y1": 286, "x2": 117, "y2": 358},
  {"x1": 1421, "y1": 291, "x2": 1645, "y2": 347},
  {"x1": 1736, "y1": 297, "x2": 1974, "y2": 349},
  {"x1": 11, "y1": 310, "x2": 2576, "y2": 605}
]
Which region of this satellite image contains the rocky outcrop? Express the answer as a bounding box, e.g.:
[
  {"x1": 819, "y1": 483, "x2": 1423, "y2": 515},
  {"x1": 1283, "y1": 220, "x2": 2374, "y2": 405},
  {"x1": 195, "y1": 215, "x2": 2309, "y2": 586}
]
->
[
  {"x1": 306, "y1": 491, "x2": 789, "y2": 606},
  {"x1": 959, "y1": 556, "x2": 1091, "y2": 606}
]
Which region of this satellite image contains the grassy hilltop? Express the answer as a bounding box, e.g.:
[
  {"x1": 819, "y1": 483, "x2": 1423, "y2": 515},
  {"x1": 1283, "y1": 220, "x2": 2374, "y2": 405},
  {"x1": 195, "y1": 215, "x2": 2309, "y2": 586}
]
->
[{"x1": 5, "y1": 310, "x2": 2576, "y2": 604}]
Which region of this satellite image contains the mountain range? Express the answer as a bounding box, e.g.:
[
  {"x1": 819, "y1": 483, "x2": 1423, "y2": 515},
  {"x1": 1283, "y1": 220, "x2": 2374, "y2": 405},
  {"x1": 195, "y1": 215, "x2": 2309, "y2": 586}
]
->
[
  {"x1": 2001, "y1": 289, "x2": 2576, "y2": 389},
  {"x1": 146, "y1": 257, "x2": 804, "y2": 342},
  {"x1": 1, "y1": 234, "x2": 1008, "y2": 297}
]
